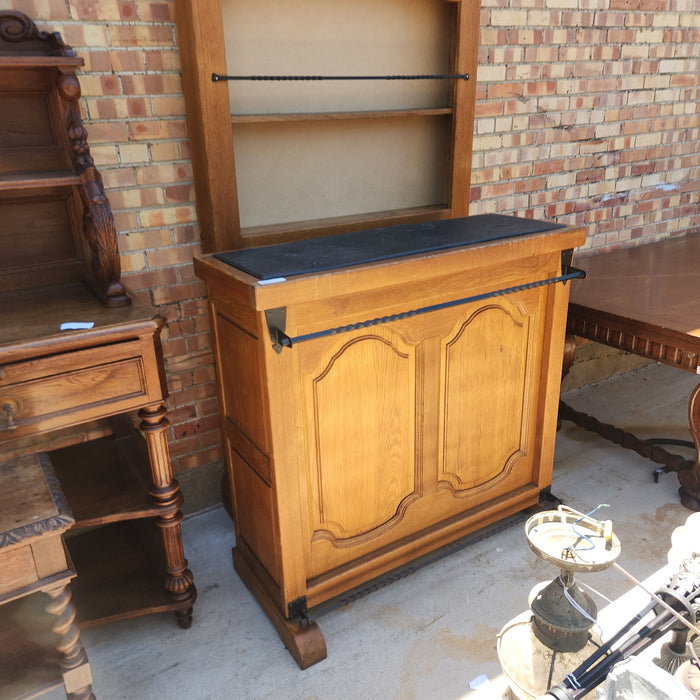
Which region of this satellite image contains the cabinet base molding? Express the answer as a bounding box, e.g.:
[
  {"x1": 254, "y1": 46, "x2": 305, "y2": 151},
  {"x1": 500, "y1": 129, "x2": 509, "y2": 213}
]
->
[{"x1": 233, "y1": 548, "x2": 327, "y2": 670}]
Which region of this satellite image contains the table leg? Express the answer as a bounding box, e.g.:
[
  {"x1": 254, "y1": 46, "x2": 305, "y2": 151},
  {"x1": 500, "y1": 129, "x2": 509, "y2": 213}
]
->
[
  {"x1": 44, "y1": 584, "x2": 95, "y2": 700},
  {"x1": 139, "y1": 404, "x2": 197, "y2": 627},
  {"x1": 678, "y1": 381, "x2": 700, "y2": 512}
]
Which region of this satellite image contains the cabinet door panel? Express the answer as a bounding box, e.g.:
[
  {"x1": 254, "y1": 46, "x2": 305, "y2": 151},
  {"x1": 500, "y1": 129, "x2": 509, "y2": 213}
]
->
[
  {"x1": 302, "y1": 331, "x2": 418, "y2": 547},
  {"x1": 439, "y1": 293, "x2": 539, "y2": 493}
]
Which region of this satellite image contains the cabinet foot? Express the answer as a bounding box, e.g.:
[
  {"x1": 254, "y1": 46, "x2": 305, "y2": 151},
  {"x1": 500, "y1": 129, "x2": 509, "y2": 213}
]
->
[
  {"x1": 175, "y1": 607, "x2": 194, "y2": 629},
  {"x1": 232, "y1": 548, "x2": 327, "y2": 669}
]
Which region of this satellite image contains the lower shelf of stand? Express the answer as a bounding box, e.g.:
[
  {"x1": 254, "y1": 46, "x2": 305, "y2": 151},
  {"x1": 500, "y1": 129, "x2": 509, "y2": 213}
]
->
[
  {"x1": 45, "y1": 431, "x2": 188, "y2": 627},
  {"x1": 0, "y1": 593, "x2": 64, "y2": 700},
  {"x1": 49, "y1": 432, "x2": 158, "y2": 529},
  {"x1": 66, "y1": 520, "x2": 176, "y2": 628}
]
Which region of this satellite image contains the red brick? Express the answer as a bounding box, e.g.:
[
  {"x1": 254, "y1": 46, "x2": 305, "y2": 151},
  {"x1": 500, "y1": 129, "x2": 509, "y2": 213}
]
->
[
  {"x1": 534, "y1": 160, "x2": 564, "y2": 176},
  {"x1": 124, "y1": 268, "x2": 179, "y2": 292},
  {"x1": 139, "y1": 1, "x2": 174, "y2": 22},
  {"x1": 109, "y1": 24, "x2": 175, "y2": 48},
  {"x1": 487, "y1": 83, "x2": 524, "y2": 100}
]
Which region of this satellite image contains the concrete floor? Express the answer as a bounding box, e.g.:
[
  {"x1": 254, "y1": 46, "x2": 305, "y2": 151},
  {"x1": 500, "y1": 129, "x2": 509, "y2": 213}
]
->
[{"x1": 54, "y1": 363, "x2": 699, "y2": 699}]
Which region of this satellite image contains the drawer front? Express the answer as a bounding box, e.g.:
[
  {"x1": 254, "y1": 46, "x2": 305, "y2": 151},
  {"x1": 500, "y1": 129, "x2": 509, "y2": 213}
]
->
[
  {"x1": 0, "y1": 341, "x2": 160, "y2": 440},
  {"x1": 0, "y1": 545, "x2": 39, "y2": 596}
]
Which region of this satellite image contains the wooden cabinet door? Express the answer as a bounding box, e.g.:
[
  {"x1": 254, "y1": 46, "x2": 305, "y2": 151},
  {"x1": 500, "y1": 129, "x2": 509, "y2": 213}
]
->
[
  {"x1": 296, "y1": 285, "x2": 547, "y2": 578},
  {"x1": 437, "y1": 290, "x2": 543, "y2": 497},
  {"x1": 299, "y1": 325, "x2": 419, "y2": 576}
]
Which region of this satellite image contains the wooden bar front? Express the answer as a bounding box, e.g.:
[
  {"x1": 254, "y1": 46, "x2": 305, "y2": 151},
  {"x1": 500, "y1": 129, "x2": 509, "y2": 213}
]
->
[{"x1": 195, "y1": 218, "x2": 585, "y2": 667}]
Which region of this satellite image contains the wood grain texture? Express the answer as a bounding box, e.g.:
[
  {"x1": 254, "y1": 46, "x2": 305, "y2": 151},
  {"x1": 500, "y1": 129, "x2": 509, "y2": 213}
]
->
[
  {"x1": 197, "y1": 221, "x2": 586, "y2": 666},
  {"x1": 174, "y1": 0, "x2": 241, "y2": 252}
]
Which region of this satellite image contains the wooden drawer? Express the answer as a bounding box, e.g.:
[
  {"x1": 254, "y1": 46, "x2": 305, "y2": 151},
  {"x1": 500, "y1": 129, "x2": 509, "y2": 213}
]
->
[
  {"x1": 0, "y1": 535, "x2": 70, "y2": 599},
  {"x1": 0, "y1": 340, "x2": 161, "y2": 441}
]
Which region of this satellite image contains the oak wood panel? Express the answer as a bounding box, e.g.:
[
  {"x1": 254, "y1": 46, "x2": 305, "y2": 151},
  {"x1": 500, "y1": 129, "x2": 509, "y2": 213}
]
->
[
  {"x1": 216, "y1": 313, "x2": 270, "y2": 454},
  {"x1": 0, "y1": 342, "x2": 159, "y2": 440},
  {"x1": 226, "y1": 444, "x2": 280, "y2": 582},
  {"x1": 446, "y1": 0, "x2": 479, "y2": 217},
  {"x1": 230, "y1": 108, "x2": 454, "y2": 123},
  {"x1": 204, "y1": 234, "x2": 574, "y2": 313},
  {"x1": 305, "y1": 331, "x2": 418, "y2": 542},
  {"x1": 174, "y1": 0, "x2": 241, "y2": 252},
  {"x1": 440, "y1": 300, "x2": 532, "y2": 492},
  {"x1": 196, "y1": 220, "x2": 586, "y2": 666},
  {"x1": 0, "y1": 547, "x2": 38, "y2": 595}
]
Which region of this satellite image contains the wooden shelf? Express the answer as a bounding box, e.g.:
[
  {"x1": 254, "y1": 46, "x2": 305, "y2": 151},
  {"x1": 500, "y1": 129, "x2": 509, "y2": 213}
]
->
[
  {"x1": 0, "y1": 170, "x2": 81, "y2": 192},
  {"x1": 48, "y1": 435, "x2": 185, "y2": 628},
  {"x1": 240, "y1": 204, "x2": 452, "y2": 247},
  {"x1": 0, "y1": 593, "x2": 64, "y2": 700},
  {"x1": 49, "y1": 434, "x2": 158, "y2": 530},
  {"x1": 67, "y1": 520, "x2": 175, "y2": 628},
  {"x1": 230, "y1": 107, "x2": 453, "y2": 124}
]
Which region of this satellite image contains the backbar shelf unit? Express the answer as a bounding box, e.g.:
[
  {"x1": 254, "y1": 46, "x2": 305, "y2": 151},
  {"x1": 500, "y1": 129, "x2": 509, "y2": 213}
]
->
[{"x1": 175, "y1": 0, "x2": 480, "y2": 252}]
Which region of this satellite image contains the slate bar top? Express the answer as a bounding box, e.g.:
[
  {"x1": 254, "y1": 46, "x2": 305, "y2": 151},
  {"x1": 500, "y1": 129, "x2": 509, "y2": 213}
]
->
[{"x1": 213, "y1": 214, "x2": 564, "y2": 280}]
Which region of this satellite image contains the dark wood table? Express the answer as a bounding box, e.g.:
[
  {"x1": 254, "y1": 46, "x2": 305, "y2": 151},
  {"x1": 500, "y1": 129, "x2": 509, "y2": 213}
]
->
[{"x1": 562, "y1": 233, "x2": 700, "y2": 510}]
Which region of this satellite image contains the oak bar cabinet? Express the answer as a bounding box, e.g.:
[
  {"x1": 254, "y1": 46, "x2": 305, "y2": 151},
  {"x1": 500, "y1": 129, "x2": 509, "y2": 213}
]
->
[{"x1": 195, "y1": 215, "x2": 586, "y2": 667}]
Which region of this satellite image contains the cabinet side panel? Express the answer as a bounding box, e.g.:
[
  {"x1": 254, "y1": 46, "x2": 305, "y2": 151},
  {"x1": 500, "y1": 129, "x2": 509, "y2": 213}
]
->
[
  {"x1": 226, "y1": 442, "x2": 280, "y2": 582},
  {"x1": 217, "y1": 313, "x2": 270, "y2": 455}
]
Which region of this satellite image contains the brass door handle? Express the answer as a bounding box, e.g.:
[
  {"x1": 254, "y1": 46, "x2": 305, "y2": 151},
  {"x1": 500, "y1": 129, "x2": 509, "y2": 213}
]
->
[{"x1": 1, "y1": 398, "x2": 22, "y2": 431}]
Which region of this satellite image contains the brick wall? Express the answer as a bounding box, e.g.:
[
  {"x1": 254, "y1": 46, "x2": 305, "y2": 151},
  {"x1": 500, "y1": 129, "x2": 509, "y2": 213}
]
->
[
  {"x1": 5, "y1": 0, "x2": 699, "y2": 510},
  {"x1": 471, "y1": 0, "x2": 700, "y2": 249}
]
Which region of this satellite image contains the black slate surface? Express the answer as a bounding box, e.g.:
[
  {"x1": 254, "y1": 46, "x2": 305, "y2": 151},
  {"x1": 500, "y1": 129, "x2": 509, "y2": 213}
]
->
[{"x1": 214, "y1": 214, "x2": 564, "y2": 280}]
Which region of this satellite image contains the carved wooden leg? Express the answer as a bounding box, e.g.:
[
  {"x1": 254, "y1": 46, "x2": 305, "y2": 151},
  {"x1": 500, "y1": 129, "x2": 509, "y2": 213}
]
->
[
  {"x1": 678, "y1": 381, "x2": 700, "y2": 511},
  {"x1": 139, "y1": 404, "x2": 197, "y2": 627},
  {"x1": 44, "y1": 584, "x2": 95, "y2": 700}
]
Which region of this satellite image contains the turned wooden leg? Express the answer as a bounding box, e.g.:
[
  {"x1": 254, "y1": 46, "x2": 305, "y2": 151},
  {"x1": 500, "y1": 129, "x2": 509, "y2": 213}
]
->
[
  {"x1": 139, "y1": 405, "x2": 197, "y2": 627},
  {"x1": 44, "y1": 584, "x2": 95, "y2": 700},
  {"x1": 678, "y1": 381, "x2": 700, "y2": 511}
]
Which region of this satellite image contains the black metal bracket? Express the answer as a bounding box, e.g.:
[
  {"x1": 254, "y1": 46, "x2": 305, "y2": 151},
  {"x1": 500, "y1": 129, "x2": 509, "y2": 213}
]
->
[
  {"x1": 287, "y1": 596, "x2": 310, "y2": 626},
  {"x1": 265, "y1": 307, "x2": 291, "y2": 354},
  {"x1": 561, "y1": 249, "x2": 586, "y2": 284}
]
